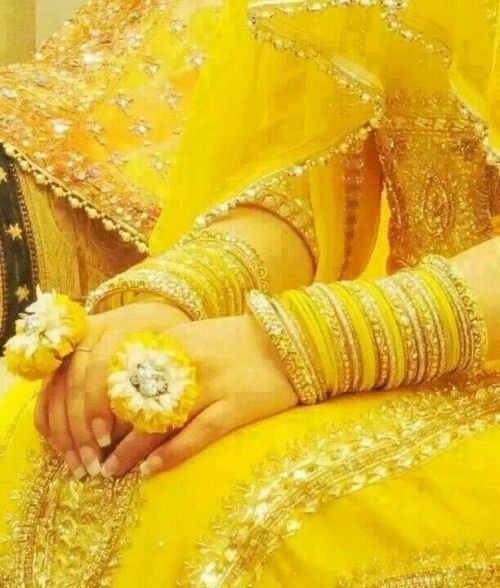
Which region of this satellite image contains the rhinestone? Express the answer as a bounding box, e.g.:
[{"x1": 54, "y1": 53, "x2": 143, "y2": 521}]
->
[{"x1": 130, "y1": 363, "x2": 169, "y2": 397}]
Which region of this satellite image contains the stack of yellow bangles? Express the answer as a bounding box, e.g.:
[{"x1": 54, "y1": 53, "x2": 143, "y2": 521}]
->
[{"x1": 248, "y1": 255, "x2": 488, "y2": 404}]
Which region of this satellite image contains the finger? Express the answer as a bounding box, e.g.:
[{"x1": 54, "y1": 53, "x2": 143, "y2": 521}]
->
[
  {"x1": 66, "y1": 336, "x2": 102, "y2": 477},
  {"x1": 140, "y1": 402, "x2": 232, "y2": 476},
  {"x1": 47, "y1": 366, "x2": 86, "y2": 480},
  {"x1": 85, "y1": 330, "x2": 126, "y2": 449},
  {"x1": 101, "y1": 430, "x2": 167, "y2": 478}
]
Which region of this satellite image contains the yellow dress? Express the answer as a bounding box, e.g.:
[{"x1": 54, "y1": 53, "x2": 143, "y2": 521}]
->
[{"x1": 1, "y1": 1, "x2": 500, "y2": 586}]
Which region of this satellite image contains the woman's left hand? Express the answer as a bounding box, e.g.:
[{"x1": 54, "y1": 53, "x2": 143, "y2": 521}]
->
[{"x1": 101, "y1": 313, "x2": 298, "y2": 477}]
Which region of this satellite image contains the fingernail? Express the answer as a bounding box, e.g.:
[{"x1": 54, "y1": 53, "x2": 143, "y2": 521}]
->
[
  {"x1": 64, "y1": 450, "x2": 86, "y2": 481},
  {"x1": 139, "y1": 455, "x2": 163, "y2": 477},
  {"x1": 101, "y1": 454, "x2": 119, "y2": 478},
  {"x1": 91, "y1": 418, "x2": 112, "y2": 448},
  {"x1": 80, "y1": 446, "x2": 101, "y2": 478}
]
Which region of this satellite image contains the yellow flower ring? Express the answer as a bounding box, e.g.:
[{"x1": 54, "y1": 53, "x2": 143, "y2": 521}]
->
[
  {"x1": 107, "y1": 332, "x2": 199, "y2": 434},
  {"x1": 4, "y1": 286, "x2": 86, "y2": 381}
]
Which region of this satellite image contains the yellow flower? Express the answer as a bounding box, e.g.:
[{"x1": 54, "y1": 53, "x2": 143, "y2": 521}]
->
[
  {"x1": 4, "y1": 286, "x2": 86, "y2": 381},
  {"x1": 108, "y1": 332, "x2": 199, "y2": 434}
]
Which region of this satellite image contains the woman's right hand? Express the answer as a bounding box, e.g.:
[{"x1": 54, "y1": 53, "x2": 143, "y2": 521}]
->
[{"x1": 34, "y1": 300, "x2": 190, "y2": 479}]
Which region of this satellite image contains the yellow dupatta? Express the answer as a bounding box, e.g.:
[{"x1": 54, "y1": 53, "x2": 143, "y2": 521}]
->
[{"x1": 151, "y1": 0, "x2": 500, "y2": 279}]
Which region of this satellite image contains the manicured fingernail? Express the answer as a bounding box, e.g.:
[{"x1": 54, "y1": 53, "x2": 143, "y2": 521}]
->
[
  {"x1": 64, "y1": 450, "x2": 86, "y2": 480},
  {"x1": 140, "y1": 455, "x2": 163, "y2": 477},
  {"x1": 91, "y1": 418, "x2": 112, "y2": 448},
  {"x1": 101, "y1": 455, "x2": 119, "y2": 478},
  {"x1": 80, "y1": 446, "x2": 101, "y2": 478}
]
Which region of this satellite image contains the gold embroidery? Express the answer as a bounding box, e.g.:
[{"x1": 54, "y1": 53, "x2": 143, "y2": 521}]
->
[
  {"x1": 194, "y1": 125, "x2": 373, "y2": 266},
  {"x1": 0, "y1": 166, "x2": 7, "y2": 184},
  {"x1": 0, "y1": 448, "x2": 142, "y2": 587},
  {"x1": 180, "y1": 375, "x2": 500, "y2": 588},
  {"x1": 376, "y1": 91, "x2": 496, "y2": 270},
  {"x1": 0, "y1": 0, "x2": 216, "y2": 251},
  {"x1": 334, "y1": 542, "x2": 500, "y2": 587}
]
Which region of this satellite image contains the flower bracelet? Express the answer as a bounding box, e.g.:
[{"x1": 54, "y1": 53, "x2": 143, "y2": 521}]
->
[{"x1": 4, "y1": 288, "x2": 199, "y2": 434}]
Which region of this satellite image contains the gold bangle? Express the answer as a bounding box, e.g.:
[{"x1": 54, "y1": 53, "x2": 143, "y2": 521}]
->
[
  {"x1": 366, "y1": 281, "x2": 406, "y2": 389},
  {"x1": 85, "y1": 269, "x2": 207, "y2": 320},
  {"x1": 391, "y1": 276, "x2": 428, "y2": 385},
  {"x1": 307, "y1": 284, "x2": 349, "y2": 394},
  {"x1": 178, "y1": 230, "x2": 270, "y2": 293},
  {"x1": 349, "y1": 281, "x2": 392, "y2": 388},
  {"x1": 331, "y1": 283, "x2": 377, "y2": 391},
  {"x1": 421, "y1": 255, "x2": 488, "y2": 374},
  {"x1": 321, "y1": 284, "x2": 362, "y2": 391},
  {"x1": 413, "y1": 268, "x2": 460, "y2": 374},
  {"x1": 280, "y1": 290, "x2": 329, "y2": 400},
  {"x1": 247, "y1": 291, "x2": 320, "y2": 404},
  {"x1": 375, "y1": 278, "x2": 418, "y2": 386},
  {"x1": 397, "y1": 271, "x2": 446, "y2": 381},
  {"x1": 274, "y1": 296, "x2": 324, "y2": 403}
]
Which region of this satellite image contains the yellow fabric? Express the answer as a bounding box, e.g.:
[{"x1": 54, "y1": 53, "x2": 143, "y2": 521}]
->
[
  {"x1": 0, "y1": 1, "x2": 500, "y2": 586},
  {"x1": 151, "y1": 0, "x2": 500, "y2": 279}
]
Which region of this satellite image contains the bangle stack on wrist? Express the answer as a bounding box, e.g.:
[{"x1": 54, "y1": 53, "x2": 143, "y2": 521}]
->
[
  {"x1": 247, "y1": 256, "x2": 488, "y2": 405},
  {"x1": 85, "y1": 230, "x2": 270, "y2": 319}
]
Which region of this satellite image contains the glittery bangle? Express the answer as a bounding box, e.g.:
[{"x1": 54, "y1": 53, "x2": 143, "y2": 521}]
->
[
  {"x1": 397, "y1": 271, "x2": 446, "y2": 381},
  {"x1": 178, "y1": 230, "x2": 270, "y2": 294},
  {"x1": 247, "y1": 290, "x2": 320, "y2": 404},
  {"x1": 307, "y1": 284, "x2": 349, "y2": 394},
  {"x1": 274, "y1": 296, "x2": 324, "y2": 404},
  {"x1": 421, "y1": 255, "x2": 488, "y2": 374},
  {"x1": 322, "y1": 284, "x2": 362, "y2": 391},
  {"x1": 280, "y1": 290, "x2": 329, "y2": 400},
  {"x1": 413, "y1": 268, "x2": 461, "y2": 374},
  {"x1": 86, "y1": 230, "x2": 270, "y2": 319},
  {"x1": 348, "y1": 281, "x2": 392, "y2": 388},
  {"x1": 336, "y1": 283, "x2": 379, "y2": 391},
  {"x1": 376, "y1": 278, "x2": 419, "y2": 386},
  {"x1": 85, "y1": 269, "x2": 207, "y2": 320},
  {"x1": 391, "y1": 276, "x2": 428, "y2": 385}
]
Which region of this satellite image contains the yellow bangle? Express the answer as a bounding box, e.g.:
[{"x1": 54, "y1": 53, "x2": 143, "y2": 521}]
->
[
  {"x1": 308, "y1": 283, "x2": 349, "y2": 394},
  {"x1": 375, "y1": 278, "x2": 418, "y2": 385},
  {"x1": 414, "y1": 268, "x2": 461, "y2": 374},
  {"x1": 397, "y1": 271, "x2": 446, "y2": 380},
  {"x1": 247, "y1": 291, "x2": 320, "y2": 404},
  {"x1": 281, "y1": 290, "x2": 329, "y2": 399},
  {"x1": 331, "y1": 283, "x2": 378, "y2": 391},
  {"x1": 274, "y1": 296, "x2": 324, "y2": 403},
  {"x1": 319, "y1": 284, "x2": 361, "y2": 391},
  {"x1": 350, "y1": 280, "x2": 393, "y2": 388},
  {"x1": 421, "y1": 255, "x2": 487, "y2": 374}
]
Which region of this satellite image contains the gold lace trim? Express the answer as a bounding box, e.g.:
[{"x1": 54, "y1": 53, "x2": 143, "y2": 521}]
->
[
  {"x1": 0, "y1": 449, "x2": 142, "y2": 587},
  {"x1": 180, "y1": 375, "x2": 500, "y2": 587},
  {"x1": 247, "y1": 0, "x2": 500, "y2": 176},
  {"x1": 334, "y1": 542, "x2": 500, "y2": 587},
  {"x1": 193, "y1": 124, "x2": 373, "y2": 265}
]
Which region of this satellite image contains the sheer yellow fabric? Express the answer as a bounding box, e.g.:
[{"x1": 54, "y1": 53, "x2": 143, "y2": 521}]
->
[{"x1": 152, "y1": 0, "x2": 500, "y2": 278}]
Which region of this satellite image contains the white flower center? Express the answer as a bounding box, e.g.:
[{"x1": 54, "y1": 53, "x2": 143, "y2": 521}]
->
[
  {"x1": 24, "y1": 314, "x2": 42, "y2": 336},
  {"x1": 130, "y1": 362, "x2": 169, "y2": 398}
]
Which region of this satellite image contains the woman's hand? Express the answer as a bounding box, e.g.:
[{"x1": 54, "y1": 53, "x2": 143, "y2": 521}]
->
[
  {"x1": 34, "y1": 301, "x2": 190, "y2": 479},
  {"x1": 101, "y1": 313, "x2": 297, "y2": 478}
]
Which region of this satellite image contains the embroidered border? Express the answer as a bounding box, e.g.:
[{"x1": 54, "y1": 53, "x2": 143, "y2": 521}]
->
[{"x1": 180, "y1": 375, "x2": 500, "y2": 587}]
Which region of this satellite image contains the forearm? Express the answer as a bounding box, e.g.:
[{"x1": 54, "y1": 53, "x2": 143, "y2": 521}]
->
[
  {"x1": 210, "y1": 206, "x2": 314, "y2": 293},
  {"x1": 86, "y1": 206, "x2": 314, "y2": 317},
  {"x1": 248, "y1": 240, "x2": 498, "y2": 404}
]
